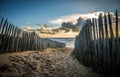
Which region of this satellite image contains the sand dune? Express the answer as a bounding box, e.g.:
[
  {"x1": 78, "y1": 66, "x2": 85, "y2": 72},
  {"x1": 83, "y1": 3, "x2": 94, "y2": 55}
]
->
[{"x1": 0, "y1": 48, "x2": 100, "y2": 77}]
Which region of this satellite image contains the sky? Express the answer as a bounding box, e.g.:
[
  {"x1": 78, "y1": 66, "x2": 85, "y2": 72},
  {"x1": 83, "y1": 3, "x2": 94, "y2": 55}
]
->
[{"x1": 0, "y1": 0, "x2": 120, "y2": 28}]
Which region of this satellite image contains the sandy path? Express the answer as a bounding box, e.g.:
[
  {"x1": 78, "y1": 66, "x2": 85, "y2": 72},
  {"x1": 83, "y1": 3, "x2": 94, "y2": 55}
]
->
[{"x1": 0, "y1": 48, "x2": 100, "y2": 77}]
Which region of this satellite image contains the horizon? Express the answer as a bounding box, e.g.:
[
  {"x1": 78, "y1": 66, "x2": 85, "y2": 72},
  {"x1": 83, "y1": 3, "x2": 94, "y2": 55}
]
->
[{"x1": 0, "y1": 0, "x2": 120, "y2": 28}]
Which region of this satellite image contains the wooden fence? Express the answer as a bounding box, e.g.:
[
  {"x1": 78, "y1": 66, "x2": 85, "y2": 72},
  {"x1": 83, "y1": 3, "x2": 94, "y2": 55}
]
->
[
  {"x1": 74, "y1": 10, "x2": 120, "y2": 77},
  {"x1": 0, "y1": 17, "x2": 66, "y2": 54}
]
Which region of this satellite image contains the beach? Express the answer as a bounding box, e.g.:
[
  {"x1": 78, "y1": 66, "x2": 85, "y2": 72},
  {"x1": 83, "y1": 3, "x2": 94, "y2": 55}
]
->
[{"x1": 0, "y1": 48, "x2": 100, "y2": 77}]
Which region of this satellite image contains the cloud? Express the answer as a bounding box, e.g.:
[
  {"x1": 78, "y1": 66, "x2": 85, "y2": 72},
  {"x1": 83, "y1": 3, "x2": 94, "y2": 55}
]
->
[
  {"x1": 21, "y1": 26, "x2": 32, "y2": 30},
  {"x1": 50, "y1": 14, "x2": 81, "y2": 25},
  {"x1": 50, "y1": 11, "x2": 105, "y2": 25},
  {"x1": 61, "y1": 17, "x2": 85, "y2": 30}
]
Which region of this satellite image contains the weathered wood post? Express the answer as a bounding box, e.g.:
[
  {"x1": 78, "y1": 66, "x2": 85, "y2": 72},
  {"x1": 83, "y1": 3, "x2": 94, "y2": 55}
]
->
[
  {"x1": 115, "y1": 10, "x2": 120, "y2": 67},
  {"x1": 94, "y1": 18, "x2": 99, "y2": 70},
  {"x1": 6, "y1": 23, "x2": 12, "y2": 52},
  {"x1": 114, "y1": 10, "x2": 120, "y2": 77},
  {"x1": 3, "y1": 21, "x2": 9, "y2": 53},
  {"x1": 15, "y1": 29, "x2": 21, "y2": 52},
  {"x1": 104, "y1": 13, "x2": 110, "y2": 76},
  {"x1": 100, "y1": 13, "x2": 107, "y2": 73},
  {"x1": 9, "y1": 25, "x2": 15, "y2": 52},
  {"x1": 92, "y1": 18, "x2": 98, "y2": 69},
  {"x1": 0, "y1": 20, "x2": 8, "y2": 53},
  {"x1": 5, "y1": 23, "x2": 12, "y2": 52},
  {"x1": 0, "y1": 20, "x2": 7, "y2": 53},
  {"x1": 89, "y1": 19, "x2": 94, "y2": 66},
  {"x1": 24, "y1": 32, "x2": 28, "y2": 51},
  {"x1": 108, "y1": 12, "x2": 116, "y2": 75}
]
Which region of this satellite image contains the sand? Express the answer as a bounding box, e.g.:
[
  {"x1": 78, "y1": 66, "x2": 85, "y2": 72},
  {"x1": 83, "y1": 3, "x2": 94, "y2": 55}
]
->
[{"x1": 0, "y1": 48, "x2": 100, "y2": 77}]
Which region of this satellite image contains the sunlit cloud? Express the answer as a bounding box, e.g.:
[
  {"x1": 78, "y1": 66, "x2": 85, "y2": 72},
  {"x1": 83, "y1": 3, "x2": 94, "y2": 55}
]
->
[
  {"x1": 50, "y1": 11, "x2": 105, "y2": 25},
  {"x1": 50, "y1": 14, "x2": 81, "y2": 25}
]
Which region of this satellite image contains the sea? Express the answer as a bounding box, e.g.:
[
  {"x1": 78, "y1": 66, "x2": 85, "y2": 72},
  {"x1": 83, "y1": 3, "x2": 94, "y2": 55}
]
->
[{"x1": 50, "y1": 38, "x2": 75, "y2": 48}]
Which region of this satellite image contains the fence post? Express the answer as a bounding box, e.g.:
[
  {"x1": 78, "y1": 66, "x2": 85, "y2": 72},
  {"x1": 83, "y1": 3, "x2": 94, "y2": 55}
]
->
[{"x1": 115, "y1": 10, "x2": 120, "y2": 76}]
